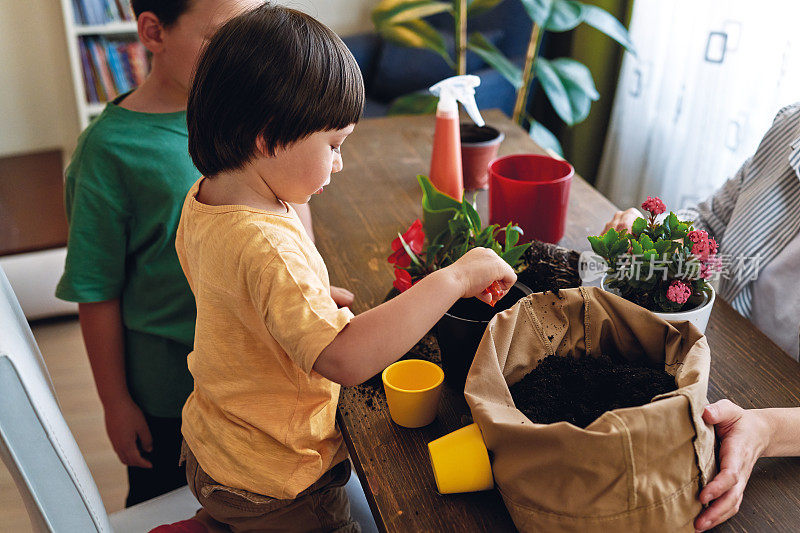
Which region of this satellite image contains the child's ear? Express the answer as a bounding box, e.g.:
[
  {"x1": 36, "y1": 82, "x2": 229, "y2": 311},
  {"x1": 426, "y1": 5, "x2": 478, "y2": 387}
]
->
[
  {"x1": 137, "y1": 12, "x2": 166, "y2": 54},
  {"x1": 255, "y1": 136, "x2": 271, "y2": 158}
]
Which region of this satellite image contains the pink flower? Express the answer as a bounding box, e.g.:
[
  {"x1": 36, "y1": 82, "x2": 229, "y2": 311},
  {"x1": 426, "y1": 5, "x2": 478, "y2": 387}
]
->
[
  {"x1": 666, "y1": 280, "x2": 692, "y2": 304},
  {"x1": 641, "y1": 196, "x2": 666, "y2": 216},
  {"x1": 700, "y1": 254, "x2": 722, "y2": 280},
  {"x1": 687, "y1": 230, "x2": 708, "y2": 243},
  {"x1": 692, "y1": 240, "x2": 711, "y2": 261},
  {"x1": 687, "y1": 230, "x2": 715, "y2": 261}
]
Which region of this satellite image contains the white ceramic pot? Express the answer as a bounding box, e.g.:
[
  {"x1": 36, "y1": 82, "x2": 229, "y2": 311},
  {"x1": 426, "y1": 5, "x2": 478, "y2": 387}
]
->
[{"x1": 601, "y1": 275, "x2": 715, "y2": 334}]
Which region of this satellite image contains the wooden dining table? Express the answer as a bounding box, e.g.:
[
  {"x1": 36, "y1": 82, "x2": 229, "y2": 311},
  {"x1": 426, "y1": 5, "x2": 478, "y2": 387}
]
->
[{"x1": 309, "y1": 110, "x2": 800, "y2": 532}]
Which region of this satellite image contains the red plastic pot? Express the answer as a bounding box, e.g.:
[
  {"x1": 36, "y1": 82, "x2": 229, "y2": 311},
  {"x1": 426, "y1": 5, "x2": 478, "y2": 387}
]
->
[{"x1": 489, "y1": 154, "x2": 574, "y2": 244}]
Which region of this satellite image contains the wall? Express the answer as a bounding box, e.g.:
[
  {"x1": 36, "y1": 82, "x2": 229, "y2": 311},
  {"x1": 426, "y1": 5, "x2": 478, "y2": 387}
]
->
[
  {"x1": 0, "y1": 0, "x2": 79, "y2": 159},
  {"x1": 0, "y1": 0, "x2": 376, "y2": 161}
]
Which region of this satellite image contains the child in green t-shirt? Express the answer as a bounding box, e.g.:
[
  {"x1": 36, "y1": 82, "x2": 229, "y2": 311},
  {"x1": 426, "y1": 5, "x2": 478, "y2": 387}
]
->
[{"x1": 56, "y1": 0, "x2": 352, "y2": 507}]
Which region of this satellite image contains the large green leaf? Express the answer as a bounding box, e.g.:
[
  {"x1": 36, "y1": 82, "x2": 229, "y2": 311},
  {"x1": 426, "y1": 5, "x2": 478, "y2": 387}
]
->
[
  {"x1": 467, "y1": 0, "x2": 505, "y2": 16},
  {"x1": 378, "y1": 19, "x2": 453, "y2": 66},
  {"x1": 387, "y1": 93, "x2": 439, "y2": 115},
  {"x1": 418, "y1": 175, "x2": 462, "y2": 212},
  {"x1": 527, "y1": 120, "x2": 563, "y2": 156},
  {"x1": 580, "y1": 3, "x2": 635, "y2": 53},
  {"x1": 518, "y1": 0, "x2": 552, "y2": 27},
  {"x1": 467, "y1": 32, "x2": 523, "y2": 89},
  {"x1": 544, "y1": 0, "x2": 583, "y2": 32},
  {"x1": 534, "y1": 57, "x2": 599, "y2": 125},
  {"x1": 549, "y1": 58, "x2": 599, "y2": 99},
  {"x1": 372, "y1": 0, "x2": 452, "y2": 27}
]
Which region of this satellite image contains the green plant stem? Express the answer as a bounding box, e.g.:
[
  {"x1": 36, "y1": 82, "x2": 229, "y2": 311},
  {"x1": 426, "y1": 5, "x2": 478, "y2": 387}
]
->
[
  {"x1": 454, "y1": 0, "x2": 467, "y2": 75},
  {"x1": 512, "y1": 22, "x2": 542, "y2": 125}
]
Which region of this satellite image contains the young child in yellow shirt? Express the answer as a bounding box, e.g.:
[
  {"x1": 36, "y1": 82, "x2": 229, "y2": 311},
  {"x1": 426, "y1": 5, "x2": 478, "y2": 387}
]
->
[{"x1": 172, "y1": 4, "x2": 516, "y2": 531}]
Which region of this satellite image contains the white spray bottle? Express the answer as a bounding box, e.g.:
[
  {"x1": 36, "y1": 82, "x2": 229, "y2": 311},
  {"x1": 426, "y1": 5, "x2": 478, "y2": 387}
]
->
[{"x1": 428, "y1": 75, "x2": 485, "y2": 201}]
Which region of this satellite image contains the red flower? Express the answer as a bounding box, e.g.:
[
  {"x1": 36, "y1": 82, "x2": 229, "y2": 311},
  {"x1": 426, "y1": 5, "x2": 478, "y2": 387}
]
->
[
  {"x1": 388, "y1": 219, "x2": 425, "y2": 268},
  {"x1": 393, "y1": 268, "x2": 413, "y2": 292},
  {"x1": 641, "y1": 196, "x2": 666, "y2": 216}
]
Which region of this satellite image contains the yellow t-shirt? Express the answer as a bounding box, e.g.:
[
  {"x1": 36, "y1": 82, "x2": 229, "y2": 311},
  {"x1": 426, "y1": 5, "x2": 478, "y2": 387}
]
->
[{"x1": 175, "y1": 179, "x2": 353, "y2": 499}]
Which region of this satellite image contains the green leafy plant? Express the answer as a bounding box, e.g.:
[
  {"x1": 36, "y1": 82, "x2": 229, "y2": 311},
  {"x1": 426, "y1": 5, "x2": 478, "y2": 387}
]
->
[
  {"x1": 388, "y1": 175, "x2": 531, "y2": 292},
  {"x1": 372, "y1": 0, "x2": 635, "y2": 155},
  {"x1": 588, "y1": 197, "x2": 717, "y2": 313}
]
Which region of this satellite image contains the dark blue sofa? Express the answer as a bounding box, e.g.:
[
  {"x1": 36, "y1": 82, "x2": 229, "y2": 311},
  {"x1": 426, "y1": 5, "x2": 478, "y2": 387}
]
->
[{"x1": 342, "y1": 1, "x2": 533, "y2": 118}]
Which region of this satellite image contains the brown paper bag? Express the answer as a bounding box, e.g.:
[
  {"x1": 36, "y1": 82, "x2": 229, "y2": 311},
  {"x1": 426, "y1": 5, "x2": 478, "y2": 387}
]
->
[{"x1": 464, "y1": 287, "x2": 716, "y2": 532}]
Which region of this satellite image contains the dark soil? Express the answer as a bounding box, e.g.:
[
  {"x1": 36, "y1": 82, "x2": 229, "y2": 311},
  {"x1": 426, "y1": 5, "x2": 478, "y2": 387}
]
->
[
  {"x1": 445, "y1": 283, "x2": 530, "y2": 322},
  {"x1": 516, "y1": 240, "x2": 581, "y2": 296},
  {"x1": 460, "y1": 123, "x2": 502, "y2": 143},
  {"x1": 509, "y1": 353, "x2": 677, "y2": 428}
]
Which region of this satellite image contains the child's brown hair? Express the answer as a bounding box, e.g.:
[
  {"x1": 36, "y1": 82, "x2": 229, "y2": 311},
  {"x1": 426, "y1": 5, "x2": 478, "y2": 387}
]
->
[{"x1": 187, "y1": 3, "x2": 365, "y2": 176}]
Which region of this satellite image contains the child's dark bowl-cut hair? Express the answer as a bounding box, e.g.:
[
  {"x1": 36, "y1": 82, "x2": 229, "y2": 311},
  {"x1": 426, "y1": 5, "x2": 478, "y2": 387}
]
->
[
  {"x1": 187, "y1": 3, "x2": 365, "y2": 177},
  {"x1": 131, "y1": 0, "x2": 192, "y2": 27}
]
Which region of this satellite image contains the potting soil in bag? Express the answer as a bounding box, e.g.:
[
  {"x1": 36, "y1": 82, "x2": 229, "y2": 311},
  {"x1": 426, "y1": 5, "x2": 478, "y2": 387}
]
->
[{"x1": 464, "y1": 286, "x2": 716, "y2": 533}]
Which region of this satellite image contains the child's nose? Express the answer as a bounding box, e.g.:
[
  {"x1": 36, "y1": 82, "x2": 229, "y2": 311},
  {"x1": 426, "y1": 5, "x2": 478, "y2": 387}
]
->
[{"x1": 332, "y1": 153, "x2": 343, "y2": 173}]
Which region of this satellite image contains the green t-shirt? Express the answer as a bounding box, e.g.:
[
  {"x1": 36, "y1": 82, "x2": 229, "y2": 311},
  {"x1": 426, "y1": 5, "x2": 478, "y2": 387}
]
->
[{"x1": 56, "y1": 93, "x2": 199, "y2": 418}]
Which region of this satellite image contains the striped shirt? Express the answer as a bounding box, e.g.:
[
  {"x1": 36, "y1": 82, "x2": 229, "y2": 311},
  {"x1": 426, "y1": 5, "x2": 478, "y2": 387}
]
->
[{"x1": 682, "y1": 103, "x2": 800, "y2": 357}]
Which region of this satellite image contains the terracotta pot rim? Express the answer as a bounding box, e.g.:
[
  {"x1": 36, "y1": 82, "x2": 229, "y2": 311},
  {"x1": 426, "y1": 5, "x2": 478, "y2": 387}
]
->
[
  {"x1": 461, "y1": 131, "x2": 505, "y2": 148},
  {"x1": 460, "y1": 124, "x2": 505, "y2": 147}
]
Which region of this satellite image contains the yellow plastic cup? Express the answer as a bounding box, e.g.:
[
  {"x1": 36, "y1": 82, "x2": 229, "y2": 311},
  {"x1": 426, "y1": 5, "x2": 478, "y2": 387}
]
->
[
  {"x1": 382, "y1": 359, "x2": 444, "y2": 428},
  {"x1": 428, "y1": 423, "x2": 494, "y2": 494}
]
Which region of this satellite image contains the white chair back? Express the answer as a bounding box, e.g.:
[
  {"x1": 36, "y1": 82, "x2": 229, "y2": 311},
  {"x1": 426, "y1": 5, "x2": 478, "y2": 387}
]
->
[{"x1": 0, "y1": 265, "x2": 111, "y2": 532}]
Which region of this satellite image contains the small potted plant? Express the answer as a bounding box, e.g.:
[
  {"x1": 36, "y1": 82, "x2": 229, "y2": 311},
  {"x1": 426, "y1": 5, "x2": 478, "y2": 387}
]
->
[
  {"x1": 389, "y1": 175, "x2": 532, "y2": 389},
  {"x1": 460, "y1": 123, "x2": 505, "y2": 190},
  {"x1": 587, "y1": 196, "x2": 718, "y2": 333}
]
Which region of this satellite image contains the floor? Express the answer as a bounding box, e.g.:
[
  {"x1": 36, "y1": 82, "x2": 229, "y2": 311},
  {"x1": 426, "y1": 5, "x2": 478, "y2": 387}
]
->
[{"x1": 1, "y1": 316, "x2": 127, "y2": 532}]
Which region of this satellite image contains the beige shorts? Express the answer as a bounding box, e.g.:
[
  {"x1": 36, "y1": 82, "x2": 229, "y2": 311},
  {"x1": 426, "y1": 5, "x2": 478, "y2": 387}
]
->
[{"x1": 181, "y1": 441, "x2": 360, "y2": 533}]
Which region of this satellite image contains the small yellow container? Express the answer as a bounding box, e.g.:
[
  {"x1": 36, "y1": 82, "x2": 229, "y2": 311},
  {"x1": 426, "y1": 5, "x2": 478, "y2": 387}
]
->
[
  {"x1": 428, "y1": 423, "x2": 494, "y2": 494},
  {"x1": 382, "y1": 359, "x2": 444, "y2": 428}
]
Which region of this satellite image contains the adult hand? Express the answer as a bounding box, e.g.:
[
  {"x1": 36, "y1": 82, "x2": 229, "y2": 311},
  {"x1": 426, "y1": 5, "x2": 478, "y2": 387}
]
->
[
  {"x1": 331, "y1": 286, "x2": 355, "y2": 308},
  {"x1": 694, "y1": 400, "x2": 770, "y2": 531},
  {"x1": 603, "y1": 208, "x2": 640, "y2": 234},
  {"x1": 104, "y1": 396, "x2": 153, "y2": 469}
]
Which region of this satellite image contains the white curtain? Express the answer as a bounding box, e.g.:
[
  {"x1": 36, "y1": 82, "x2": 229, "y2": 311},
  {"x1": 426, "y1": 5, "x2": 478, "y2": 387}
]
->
[{"x1": 597, "y1": 0, "x2": 800, "y2": 211}]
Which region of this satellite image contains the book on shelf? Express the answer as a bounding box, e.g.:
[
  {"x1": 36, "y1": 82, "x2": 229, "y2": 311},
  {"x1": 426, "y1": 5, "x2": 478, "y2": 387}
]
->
[
  {"x1": 72, "y1": 0, "x2": 135, "y2": 26},
  {"x1": 79, "y1": 36, "x2": 149, "y2": 104}
]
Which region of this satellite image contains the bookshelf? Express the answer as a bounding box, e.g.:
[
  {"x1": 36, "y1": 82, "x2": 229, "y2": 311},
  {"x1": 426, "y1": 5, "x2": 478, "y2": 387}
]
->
[{"x1": 60, "y1": 0, "x2": 148, "y2": 130}]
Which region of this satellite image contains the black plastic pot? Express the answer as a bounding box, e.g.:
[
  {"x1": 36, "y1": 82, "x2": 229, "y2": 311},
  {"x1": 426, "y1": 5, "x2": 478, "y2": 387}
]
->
[{"x1": 435, "y1": 282, "x2": 532, "y2": 390}]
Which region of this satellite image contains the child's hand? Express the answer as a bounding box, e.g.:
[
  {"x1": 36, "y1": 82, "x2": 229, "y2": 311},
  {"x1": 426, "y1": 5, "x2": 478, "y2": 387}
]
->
[
  {"x1": 330, "y1": 286, "x2": 354, "y2": 307},
  {"x1": 104, "y1": 397, "x2": 153, "y2": 469},
  {"x1": 449, "y1": 247, "x2": 517, "y2": 305}
]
